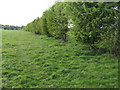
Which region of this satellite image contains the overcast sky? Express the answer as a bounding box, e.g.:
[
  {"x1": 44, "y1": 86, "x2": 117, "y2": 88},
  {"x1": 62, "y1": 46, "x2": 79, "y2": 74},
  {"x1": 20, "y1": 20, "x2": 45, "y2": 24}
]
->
[{"x1": 0, "y1": 0, "x2": 57, "y2": 26}]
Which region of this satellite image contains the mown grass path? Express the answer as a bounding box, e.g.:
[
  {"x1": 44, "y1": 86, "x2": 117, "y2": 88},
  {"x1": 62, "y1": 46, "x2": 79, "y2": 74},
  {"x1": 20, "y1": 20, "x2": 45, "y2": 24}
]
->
[{"x1": 2, "y1": 30, "x2": 118, "y2": 88}]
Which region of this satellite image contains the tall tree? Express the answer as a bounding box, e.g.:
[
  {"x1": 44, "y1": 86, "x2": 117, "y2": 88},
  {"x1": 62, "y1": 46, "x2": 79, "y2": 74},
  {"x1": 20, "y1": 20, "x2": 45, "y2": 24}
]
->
[{"x1": 46, "y1": 2, "x2": 69, "y2": 41}]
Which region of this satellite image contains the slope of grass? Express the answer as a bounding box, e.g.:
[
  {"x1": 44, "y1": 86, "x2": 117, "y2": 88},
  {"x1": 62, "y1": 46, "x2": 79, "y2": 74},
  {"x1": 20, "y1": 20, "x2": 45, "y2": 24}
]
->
[{"x1": 2, "y1": 30, "x2": 118, "y2": 88}]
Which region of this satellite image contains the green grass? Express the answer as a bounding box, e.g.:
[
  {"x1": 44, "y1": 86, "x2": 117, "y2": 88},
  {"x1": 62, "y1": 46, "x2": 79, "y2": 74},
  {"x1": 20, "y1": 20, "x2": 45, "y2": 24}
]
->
[
  {"x1": 0, "y1": 29, "x2": 2, "y2": 88},
  {"x1": 2, "y1": 30, "x2": 118, "y2": 88}
]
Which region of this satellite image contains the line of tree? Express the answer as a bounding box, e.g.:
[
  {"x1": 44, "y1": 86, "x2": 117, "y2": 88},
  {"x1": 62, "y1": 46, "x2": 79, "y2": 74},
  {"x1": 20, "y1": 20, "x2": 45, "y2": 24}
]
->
[
  {"x1": 0, "y1": 24, "x2": 24, "y2": 30},
  {"x1": 23, "y1": 1, "x2": 120, "y2": 56}
]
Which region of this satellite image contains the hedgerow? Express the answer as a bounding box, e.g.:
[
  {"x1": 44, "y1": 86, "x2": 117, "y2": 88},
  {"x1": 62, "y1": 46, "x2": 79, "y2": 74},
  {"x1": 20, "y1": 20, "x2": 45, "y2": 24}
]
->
[{"x1": 23, "y1": 1, "x2": 120, "y2": 56}]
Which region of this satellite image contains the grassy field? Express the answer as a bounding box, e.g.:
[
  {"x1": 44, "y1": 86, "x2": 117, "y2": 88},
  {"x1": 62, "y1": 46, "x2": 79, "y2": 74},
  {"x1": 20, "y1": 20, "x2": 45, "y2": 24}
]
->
[{"x1": 2, "y1": 30, "x2": 118, "y2": 88}]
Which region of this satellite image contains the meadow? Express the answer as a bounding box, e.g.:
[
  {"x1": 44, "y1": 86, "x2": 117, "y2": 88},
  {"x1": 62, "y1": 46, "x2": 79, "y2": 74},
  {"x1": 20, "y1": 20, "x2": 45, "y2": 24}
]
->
[{"x1": 2, "y1": 30, "x2": 118, "y2": 88}]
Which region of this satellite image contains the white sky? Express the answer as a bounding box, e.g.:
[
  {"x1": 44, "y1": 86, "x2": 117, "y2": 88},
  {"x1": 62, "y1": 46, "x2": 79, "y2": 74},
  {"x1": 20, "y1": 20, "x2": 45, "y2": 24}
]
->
[{"x1": 0, "y1": 0, "x2": 57, "y2": 26}]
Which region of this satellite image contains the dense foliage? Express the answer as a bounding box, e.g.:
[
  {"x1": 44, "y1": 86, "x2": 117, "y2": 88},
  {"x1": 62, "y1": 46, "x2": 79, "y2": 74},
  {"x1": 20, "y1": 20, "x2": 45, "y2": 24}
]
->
[
  {"x1": 23, "y1": 1, "x2": 120, "y2": 56},
  {"x1": 66, "y1": 2, "x2": 120, "y2": 54}
]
